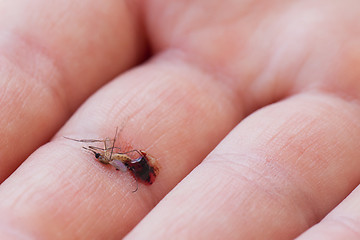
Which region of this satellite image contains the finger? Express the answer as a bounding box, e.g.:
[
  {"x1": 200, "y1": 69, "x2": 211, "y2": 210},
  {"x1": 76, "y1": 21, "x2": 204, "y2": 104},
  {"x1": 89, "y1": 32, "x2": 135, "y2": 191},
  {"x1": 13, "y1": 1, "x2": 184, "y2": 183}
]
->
[
  {"x1": 0, "y1": 54, "x2": 242, "y2": 239},
  {"x1": 0, "y1": 0, "x2": 146, "y2": 181},
  {"x1": 296, "y1": 184, "x2": 360, "y2": 240},
  {"x1": 126, "y1": 93, "x2": 360, "y2": 239}
]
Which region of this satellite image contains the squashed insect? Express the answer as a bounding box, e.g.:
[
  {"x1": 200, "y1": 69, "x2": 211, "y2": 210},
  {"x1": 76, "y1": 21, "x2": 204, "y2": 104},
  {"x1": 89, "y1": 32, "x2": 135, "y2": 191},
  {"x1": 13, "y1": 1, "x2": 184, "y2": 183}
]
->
[{"x1": 65, "y1": 128, "x2": 159, "y2": 192}]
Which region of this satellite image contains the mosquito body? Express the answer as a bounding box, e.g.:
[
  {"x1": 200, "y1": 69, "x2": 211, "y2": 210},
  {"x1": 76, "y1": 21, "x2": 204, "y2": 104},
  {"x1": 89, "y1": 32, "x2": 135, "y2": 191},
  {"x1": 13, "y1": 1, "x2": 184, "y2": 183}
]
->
[{"x1": 112, "y1": 150, "x2": 159, "y2": 185}]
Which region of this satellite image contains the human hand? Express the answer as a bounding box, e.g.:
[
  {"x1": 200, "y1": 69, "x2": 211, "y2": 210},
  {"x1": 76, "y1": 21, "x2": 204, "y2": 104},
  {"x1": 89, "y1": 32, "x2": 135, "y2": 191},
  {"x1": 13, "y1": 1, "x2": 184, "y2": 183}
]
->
[{"x1": 1, "y1": 0, "x2": 360, "y2": 239}]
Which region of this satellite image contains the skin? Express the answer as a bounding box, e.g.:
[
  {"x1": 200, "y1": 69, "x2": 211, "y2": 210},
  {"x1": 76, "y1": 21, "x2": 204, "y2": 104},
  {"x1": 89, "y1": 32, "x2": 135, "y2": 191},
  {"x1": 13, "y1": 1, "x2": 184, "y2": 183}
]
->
[{"x1": 0, "y1": 0, "x2": 360, "y2": 239}]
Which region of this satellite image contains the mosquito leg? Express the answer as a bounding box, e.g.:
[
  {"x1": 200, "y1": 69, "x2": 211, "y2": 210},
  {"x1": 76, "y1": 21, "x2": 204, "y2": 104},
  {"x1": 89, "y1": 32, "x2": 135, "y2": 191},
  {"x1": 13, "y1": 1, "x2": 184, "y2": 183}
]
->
[
  {"x1": 64, "y1": 137, "x2": 114, "y2": 144},
  {"x1": 109, "y1": 127, "x2": 118, "y2": 162},
  {"x1": 132, "y1": 175, "x2": 139, "y2": 193},
  {"x1": 88, "y1": 146, "x2": 106, "y2": 151},
  {"x1": 117, "y1": 149, "x2": 143, "y2": 157},
  {"x1": 103, "y1": 147, "x2": 143, "y2": 158},
  {"x1": 91, "y1": 146, "x2": 122, "y2": 152}
]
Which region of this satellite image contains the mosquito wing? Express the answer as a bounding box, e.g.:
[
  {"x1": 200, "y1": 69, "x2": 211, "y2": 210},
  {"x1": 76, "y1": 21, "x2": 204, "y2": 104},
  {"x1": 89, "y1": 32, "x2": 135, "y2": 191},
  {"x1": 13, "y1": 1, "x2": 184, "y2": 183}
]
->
[
  {"x1": 104, "y1": 137, "x2": 113, "y2": 150},
  {"x1": 110, "y1": 160, "x2": 128, "y2": 172},
  {"x1": 64, "y1": 136, "x2": 113, "y2": 143}
]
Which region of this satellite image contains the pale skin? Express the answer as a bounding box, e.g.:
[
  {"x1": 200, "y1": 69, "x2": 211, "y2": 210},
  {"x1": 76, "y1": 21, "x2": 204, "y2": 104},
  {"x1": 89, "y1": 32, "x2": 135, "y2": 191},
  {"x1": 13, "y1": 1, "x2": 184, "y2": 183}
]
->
[{"x1": 1, "y1": 0, "x2": 360, "y2": 239}]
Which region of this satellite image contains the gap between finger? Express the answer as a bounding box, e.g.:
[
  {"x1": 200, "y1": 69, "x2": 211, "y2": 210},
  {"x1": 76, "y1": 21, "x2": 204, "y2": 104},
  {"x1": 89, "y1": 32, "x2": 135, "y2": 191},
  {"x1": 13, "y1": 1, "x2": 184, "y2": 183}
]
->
[{"x1": 296, "y1": 184, "x2": 360, "y2": 240}]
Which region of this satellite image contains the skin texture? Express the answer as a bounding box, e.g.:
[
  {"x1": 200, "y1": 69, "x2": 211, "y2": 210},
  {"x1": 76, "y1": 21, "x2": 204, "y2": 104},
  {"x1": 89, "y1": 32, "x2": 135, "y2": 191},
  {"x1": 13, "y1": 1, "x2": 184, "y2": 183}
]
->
[{"x1": 1, "y1": 0, "x2": 360, "y2": 239}]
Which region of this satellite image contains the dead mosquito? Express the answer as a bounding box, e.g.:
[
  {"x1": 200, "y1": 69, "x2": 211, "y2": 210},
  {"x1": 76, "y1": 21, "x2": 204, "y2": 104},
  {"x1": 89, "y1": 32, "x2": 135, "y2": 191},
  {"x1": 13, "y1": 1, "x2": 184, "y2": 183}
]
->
[{"x1": 64, "y1": 127, "x2": 159, "y2": 192}]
